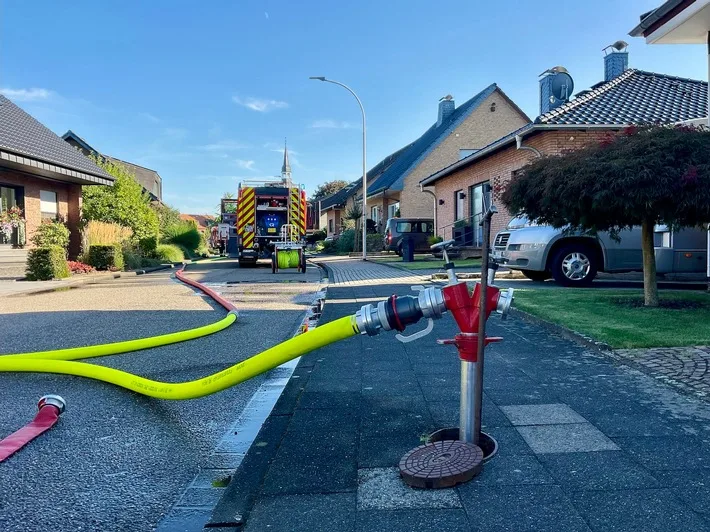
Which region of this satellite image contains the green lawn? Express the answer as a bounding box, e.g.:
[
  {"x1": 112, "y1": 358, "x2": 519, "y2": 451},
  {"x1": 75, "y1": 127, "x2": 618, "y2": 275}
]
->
[
  {"x1": 514, "y1": 288, "x2": 710, "y2": 349},
  {"x1": 372, "y1": 255, "x2": 481, "y2": 271}
]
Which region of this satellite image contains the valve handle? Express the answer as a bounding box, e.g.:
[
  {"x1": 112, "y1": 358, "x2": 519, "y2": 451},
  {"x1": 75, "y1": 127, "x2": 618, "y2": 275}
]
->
[{"x1": 395, "y1": 318, "x2": 434, "y2": 344}]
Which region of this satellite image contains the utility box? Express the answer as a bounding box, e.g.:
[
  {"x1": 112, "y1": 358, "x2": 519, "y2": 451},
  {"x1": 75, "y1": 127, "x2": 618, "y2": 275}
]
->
[{"x1": 402, "y1": 237, "x2": 415, "y2": 262}]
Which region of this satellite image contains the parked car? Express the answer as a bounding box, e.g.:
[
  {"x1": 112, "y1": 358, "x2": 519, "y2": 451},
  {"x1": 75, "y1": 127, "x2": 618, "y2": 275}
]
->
[
  {"x1": 493, "y1": 216, "x2": 707, "y2": 286},
  {"x1": 384, "y1": 218, "x2": 434, "y2": 255}
]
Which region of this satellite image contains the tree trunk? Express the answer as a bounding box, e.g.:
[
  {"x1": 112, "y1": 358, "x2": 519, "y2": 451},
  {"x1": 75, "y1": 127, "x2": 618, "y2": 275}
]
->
[
  {"x1": 641, "y1": 219, "x2": 659, "y2": 307},
  {"x1": 354, "y1": 219, "x2": 360, "y2": 253}
]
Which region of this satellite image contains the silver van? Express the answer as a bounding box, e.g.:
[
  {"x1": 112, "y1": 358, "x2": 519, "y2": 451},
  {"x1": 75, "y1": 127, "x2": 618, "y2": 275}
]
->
[{"x1": 493, "y1": 217, "x2": 707, "y2": 285}]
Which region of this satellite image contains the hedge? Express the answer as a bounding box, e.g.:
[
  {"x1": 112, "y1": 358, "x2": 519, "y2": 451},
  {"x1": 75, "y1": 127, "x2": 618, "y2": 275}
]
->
[
  {"x1": 154, "y1": 244, "x2": 184, "y2": 263},
  {"x1": 87, "y1": 244, "x2": 124, "y2": 271},
  {"x1": 26, "y1": 246, "x2": 70, "y2": 280}
]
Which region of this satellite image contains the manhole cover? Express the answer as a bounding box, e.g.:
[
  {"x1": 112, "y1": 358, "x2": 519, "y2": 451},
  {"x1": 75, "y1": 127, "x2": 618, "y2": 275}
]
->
[{"x1": 399, "y1": 440, "x2": 483, "y2": 489}]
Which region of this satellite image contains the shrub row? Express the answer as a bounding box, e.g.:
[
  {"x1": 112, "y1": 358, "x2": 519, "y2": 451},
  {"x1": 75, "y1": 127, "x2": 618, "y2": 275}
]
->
[{"x1": 26, "y1": 246, "x2": 70, "y2": 281}]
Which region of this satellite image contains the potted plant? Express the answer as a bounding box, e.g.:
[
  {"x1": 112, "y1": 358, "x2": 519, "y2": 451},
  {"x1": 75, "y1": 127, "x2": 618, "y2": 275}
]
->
[{"x1": 0, "y1": 206, "x2": 26, "y2": 247}]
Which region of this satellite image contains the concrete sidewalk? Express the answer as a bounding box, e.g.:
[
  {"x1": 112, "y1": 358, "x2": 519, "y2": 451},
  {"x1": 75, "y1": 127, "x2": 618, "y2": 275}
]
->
[{"x1": 210, "y1": 259, "x2": 710, "y2": 532}]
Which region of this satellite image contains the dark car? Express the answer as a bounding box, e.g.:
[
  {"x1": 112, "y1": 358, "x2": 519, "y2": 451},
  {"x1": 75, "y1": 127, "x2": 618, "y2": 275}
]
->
[{"x1": 384, "y1": 218, "x2": 434, "y2": 255}]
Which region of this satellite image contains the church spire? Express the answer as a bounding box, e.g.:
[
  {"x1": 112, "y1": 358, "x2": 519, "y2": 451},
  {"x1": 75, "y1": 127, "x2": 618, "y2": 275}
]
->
[{"x1": 281, "y1": 138, "x2": 291, "y2": 178}]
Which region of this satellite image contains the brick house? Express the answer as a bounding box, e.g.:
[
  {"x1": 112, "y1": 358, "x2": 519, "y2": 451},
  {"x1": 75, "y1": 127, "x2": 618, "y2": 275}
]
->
[
  {"x1": 336, "y1": 85, "x2": 529, "y2": 232},
  {"x1": 0, "y1": 95, "x2": 113, "y2": 275},
  {"x1": 421, "y1": 47, "x2": 709, "y2": 242},
  {"x1": 62, "y1": 130, "x2": 163, "y2": 202}
]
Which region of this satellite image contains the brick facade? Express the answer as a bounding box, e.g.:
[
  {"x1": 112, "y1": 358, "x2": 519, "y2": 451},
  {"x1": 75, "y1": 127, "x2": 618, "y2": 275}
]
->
[
  {"x1": 432, "y1": 129, "x2": 610, "y2": 237},
  {"x1": 399, "y1": 91, "x2": 528, "y2": 221},
  {"x1": 0, "y1": 168, "x2": 83, "y2": 257}
]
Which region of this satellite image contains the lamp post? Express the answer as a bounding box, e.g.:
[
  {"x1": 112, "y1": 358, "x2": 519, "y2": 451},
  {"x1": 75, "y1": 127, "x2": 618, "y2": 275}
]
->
[{"x1": 309, "y1": 77, "x2": 367, "y2": 260}]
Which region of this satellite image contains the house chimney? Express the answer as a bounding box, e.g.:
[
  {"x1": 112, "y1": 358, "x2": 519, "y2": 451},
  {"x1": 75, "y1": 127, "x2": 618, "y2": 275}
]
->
[
  {"x1": 538, "y1": 66, "x2": 571, "y2": 115},
  {"x1": 603, "y1": 41, "x2": 629, "y2": 82},
  {"x1": 437, "y1": 95, "x2": 455, "y2": 127}
]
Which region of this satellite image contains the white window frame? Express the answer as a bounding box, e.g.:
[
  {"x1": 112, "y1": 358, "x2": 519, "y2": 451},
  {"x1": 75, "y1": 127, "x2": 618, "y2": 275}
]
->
[{"x1": 40, "y1": 190, "x2": 58, "y2": 220}]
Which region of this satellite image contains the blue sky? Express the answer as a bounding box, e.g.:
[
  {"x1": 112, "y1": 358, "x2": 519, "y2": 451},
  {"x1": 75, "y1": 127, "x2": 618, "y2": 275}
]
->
[{"x1": 1, "y1": 0, "x2": 707, "y2": 214}]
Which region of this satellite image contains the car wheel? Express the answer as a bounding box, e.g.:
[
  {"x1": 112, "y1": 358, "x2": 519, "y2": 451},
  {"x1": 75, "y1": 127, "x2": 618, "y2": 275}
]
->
[
  {"x1": 550, "y1": 244, "x2": 598, "y2": 286},
  {"x1": 521, "y1": 270, "x2": 551, "y2": 282}
]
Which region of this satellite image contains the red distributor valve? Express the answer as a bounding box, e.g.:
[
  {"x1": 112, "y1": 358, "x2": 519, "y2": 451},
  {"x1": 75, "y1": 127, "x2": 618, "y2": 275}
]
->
[
  {"x1": 437, "y1": 333, "x2": 503, "y2": 362},
  {"x1": 442, "y1": 282, "x2": 503, "y2": 334}
]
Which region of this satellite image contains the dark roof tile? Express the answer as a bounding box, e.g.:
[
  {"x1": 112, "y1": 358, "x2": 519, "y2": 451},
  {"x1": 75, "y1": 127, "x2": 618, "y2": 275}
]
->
[{"x1": 0, "y1": 95, "x2": 113, "y2": 181}]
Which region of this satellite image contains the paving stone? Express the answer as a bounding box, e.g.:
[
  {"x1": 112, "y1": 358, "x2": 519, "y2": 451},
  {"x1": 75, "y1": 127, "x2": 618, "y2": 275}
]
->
[
  {"x1": 459, "y1": 485, "x2": 591, "y2": 532},
  {"x1": 356, "y1": 509, "x2": 470, "y2": 531},
  {"x1": 516, "y1": 423, "x2": 619, "y2": 454},
  {"x1": 358, "y1": 434, "x2": 424, "y2": 468},
  {"x1": 470, "y1": 453, "x2": 554, "y2": 486},
  {"x1": 570, "y1": 489, "x2": 709, "y2": 532},
  {"x1": 613, "y1": 435, "x2": 710, "y2": 470},
  {"x1": 244, "y1": 493, "x2": 356, "y2": 532},
  {"x1": 176, "y1": 487, "x2": 225, "y2": 508},
  {"x1": 261, "y1": 458, "x2": 357, "y2": 495},
  {"x1": 653, "y1": 470, "x2": 710, "y2": 516},
  {"x1": 539, "y1": 451, "x2": 658, "y2": 490},
  {"x1": 484, "y1": 426, "x2": 535, "y2": 456},
  {"x1": 501, "y1": 403, "x2": 588, "y2": 426},
  {"x1": 154, "y1": 508, "x2": 213, "y2": 532},
  {"x1": 357, "y1": 467, "x2": 461, "y2": 510}
]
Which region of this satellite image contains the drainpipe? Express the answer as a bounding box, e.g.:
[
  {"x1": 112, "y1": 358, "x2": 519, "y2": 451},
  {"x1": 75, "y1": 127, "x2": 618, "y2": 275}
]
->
[
  {"x1": 420, "y1": 184, "x2": 438, "y2": 236},
  {"x1": 515, "y1": 134, "x2": 542, "y2": 158}
]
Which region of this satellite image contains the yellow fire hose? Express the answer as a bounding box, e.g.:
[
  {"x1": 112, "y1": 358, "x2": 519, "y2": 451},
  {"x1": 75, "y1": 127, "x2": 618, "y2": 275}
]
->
[
  {"x1": 0, "y1": 316, "x2": 357, "y2": 400},
  {"x1": 0, "y1": 266, "x2": 358, "y2": 400},
  {"x1": 277, "y1": 249, "x2": 300, "y2": 269}
]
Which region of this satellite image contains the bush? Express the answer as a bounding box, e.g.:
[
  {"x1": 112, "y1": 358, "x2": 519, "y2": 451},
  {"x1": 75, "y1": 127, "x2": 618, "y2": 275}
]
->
[
  {"x1": 138, "y1": 235, "x2": 158, "y2": 255},
  {"x1": 140, "y1": 257, "x2": 161, "y2": 268},
  {"x1": 154, "y1": 244, "x2": 184, "y2": 263},
  {"x1": 67, "y1": 261, "x2": 95, "y2": 274},
  {"x1": 87, "y1": 244, "x2": 124, "y2": 271},
  {"x1": 162, "y1": 220, "x2": 201, "y2": 252},
  {"x1": 366, "y1": 233, "x2": 383, "y2": 252},
  {"x1": 336, "y1": 229, "x2": 355, "y2": 253},
  {"x1": 428, "y1": 235, "x2": 443, "y2": 246},
  {"x1": 122, "y1": 244, "x2": 142, "y2": 271},
  {"x1": 84, "y1": 220, "x2": 132, "y2": 247},
  {"x1": 306, "y1": 230, "x2": 327, "y2": 244},
  {"x1": 31, "y1": 220, "x2": 70, "y2": 251},
  {"x1": 26, "y1": 246, "x2": 70, "y2": 280}
]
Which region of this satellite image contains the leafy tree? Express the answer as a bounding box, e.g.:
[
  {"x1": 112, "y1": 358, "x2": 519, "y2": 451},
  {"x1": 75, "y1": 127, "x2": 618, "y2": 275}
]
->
[
  {"x1": 154, "y1": 203, "x2": 182, "y2": 236},
  {"x1": 345, "y1": 204, "x2": 363, "y2": 252},
  {"x1": 83, "y1": 156, "x2": 159, "y2": 240},
  {"x1": 311, "y1": 180, "x2": 349, "y2": 202},
  {"x1": 502, "y1": 125, "x2": 710, "y2": 307}
]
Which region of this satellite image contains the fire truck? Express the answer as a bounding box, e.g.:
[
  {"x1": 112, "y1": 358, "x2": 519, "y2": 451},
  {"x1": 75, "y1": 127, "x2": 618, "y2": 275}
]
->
[{"x1": 235, "y1": 176, "x2": 307, "y2": 267}]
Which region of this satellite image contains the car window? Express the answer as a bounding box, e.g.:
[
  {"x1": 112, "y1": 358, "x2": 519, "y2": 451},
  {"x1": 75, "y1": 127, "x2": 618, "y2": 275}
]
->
[
  {"x1": 419, "y1": 222, "x2": 432, "y2": 233},
  {"x1": 396, "y1": 222, "x2": 412, "y2": 233}
]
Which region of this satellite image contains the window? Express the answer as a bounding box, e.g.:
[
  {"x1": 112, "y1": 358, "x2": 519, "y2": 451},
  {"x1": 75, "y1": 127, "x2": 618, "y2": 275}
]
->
[
  {"x1": 0, "y1": 186, "x2": 18, "y2": 212},
  {"x1": 387, "y1": 202, "x2": 400, "y2": 220},
  {"x1": 454, "y1": 190, "x2": 465, "y2": 221},
  {"x1": 396, "y1": 222, "x2": 412, "y2": 233},
  {"x1": 40, "y1": 190, "x2": 58, "y2": 220},
  {"x1": 328, "y1": 219, "x2": 334, "y2": 233},
  {"x1": 469, "y1": 182, "x2": 491, "y2": 246},
  {"x1": 371, "y1": 205, "x2": 380, "y2": 225}
]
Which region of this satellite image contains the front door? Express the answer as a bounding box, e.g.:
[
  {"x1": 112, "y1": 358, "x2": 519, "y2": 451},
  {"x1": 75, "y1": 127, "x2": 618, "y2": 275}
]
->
[{"x1": 469, "y1": 182, "x2": 491, "y2": 247}]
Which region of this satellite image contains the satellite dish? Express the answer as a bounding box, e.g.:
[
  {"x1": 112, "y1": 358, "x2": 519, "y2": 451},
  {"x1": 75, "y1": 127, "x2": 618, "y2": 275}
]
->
[{"x1": 549, "y1": 72, "x2": 574, "y2": 103}]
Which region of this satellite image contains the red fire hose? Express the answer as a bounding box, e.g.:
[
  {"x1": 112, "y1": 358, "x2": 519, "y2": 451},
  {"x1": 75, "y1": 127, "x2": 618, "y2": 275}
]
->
[{"x1": 0, "y1": 395, "x2": 66, "y2": 463}]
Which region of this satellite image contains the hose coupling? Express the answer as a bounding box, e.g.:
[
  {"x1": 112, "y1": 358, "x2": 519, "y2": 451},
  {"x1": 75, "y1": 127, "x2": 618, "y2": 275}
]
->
[
  {"x1": 38, "y1": 394, "x2": 66, "y2": 414},
  {"x1": 355, "y1": 288, "x2": 447, "y2": 337}
]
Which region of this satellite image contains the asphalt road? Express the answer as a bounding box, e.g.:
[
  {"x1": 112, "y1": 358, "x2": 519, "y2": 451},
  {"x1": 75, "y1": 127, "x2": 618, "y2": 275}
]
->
[{"x1": 0, "y1": 259, "x2": 322, "y2": 532}]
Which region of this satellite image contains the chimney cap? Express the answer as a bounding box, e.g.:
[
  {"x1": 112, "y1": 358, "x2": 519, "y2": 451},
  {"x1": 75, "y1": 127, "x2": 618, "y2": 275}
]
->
[
  {"x1": 539, "y1": 66, "x2": 569, "y2": 77},
  {"x1": 439, "y1": 94, "x2": 454, "y2": 102},
  {"x1": 603, "y1": 40, "x2": 628, "y2": 54}
]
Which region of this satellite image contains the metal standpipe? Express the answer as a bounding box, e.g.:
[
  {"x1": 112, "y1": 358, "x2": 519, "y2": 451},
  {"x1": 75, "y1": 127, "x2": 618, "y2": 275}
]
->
[{"x1": 460, "y1": 206, "x2": 497, "y2": 446}]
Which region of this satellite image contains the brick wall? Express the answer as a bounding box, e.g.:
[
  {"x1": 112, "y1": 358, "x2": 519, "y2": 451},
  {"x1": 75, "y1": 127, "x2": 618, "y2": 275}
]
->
[
  {"x1": 399, "y1": 90, "x2": 530, "y2": 221},
  {"x1": 0, "y1": 168, "x2": 83, "y2": 258},
  {"x1": 433, "y1": 129, "x2": 609, "y2": 238}
]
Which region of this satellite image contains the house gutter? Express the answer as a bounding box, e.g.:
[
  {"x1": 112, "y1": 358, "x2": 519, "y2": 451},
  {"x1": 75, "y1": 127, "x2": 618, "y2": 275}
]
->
[{"x1": 419, "y1": 184, "x2": 437, "y2": 236}]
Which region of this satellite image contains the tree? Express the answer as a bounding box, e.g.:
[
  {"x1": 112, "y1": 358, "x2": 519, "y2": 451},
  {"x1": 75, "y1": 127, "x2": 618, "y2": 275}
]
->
[
  {"x1": 83, "y1": 156, "x2": 159, "y2": 240},
  {"x1": 310, "y1": 180, "x2": 350, "y2": 202},
  {"x1": 345, "y1": 204, "x2": 363, "y2": 253},
  {"x1": 501, "y1": 125, "x2": 710, "y2": 307},
  {"x1": 154, "y1": 203, "x2": 182, "y2": 236}
]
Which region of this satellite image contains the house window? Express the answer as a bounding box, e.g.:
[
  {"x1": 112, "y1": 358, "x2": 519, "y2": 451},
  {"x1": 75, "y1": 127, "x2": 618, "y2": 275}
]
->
[
  {"x1": 328, "y1": 219, "x2": 334, "y2": 233},
  {"x1": 387, "y1": 202, "x2": 400, "y2": 220},
  {"x1": 469, "y1": 182, "x2": 491, "y2": 246},
  {"x1": 40, "y1": 190, "x2": 58, "y2": 220},
  {"x1": 454, "y1": 190, "x2": 465, "y2": 221},
  {"x1": 371, "y1": 206, "x2": 380, "y2": 225}
]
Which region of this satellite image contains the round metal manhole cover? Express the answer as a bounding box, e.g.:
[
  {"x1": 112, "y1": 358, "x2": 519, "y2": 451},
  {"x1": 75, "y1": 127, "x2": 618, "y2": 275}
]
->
[{"x1": 399, "y1": 440, "x2": 483, "y2": 489}]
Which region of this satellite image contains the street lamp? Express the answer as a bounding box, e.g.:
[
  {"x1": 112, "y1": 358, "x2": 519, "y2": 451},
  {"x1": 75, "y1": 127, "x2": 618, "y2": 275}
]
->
[{"x1": 309, "y1": 76, "x2": 368, "y2": 260}]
